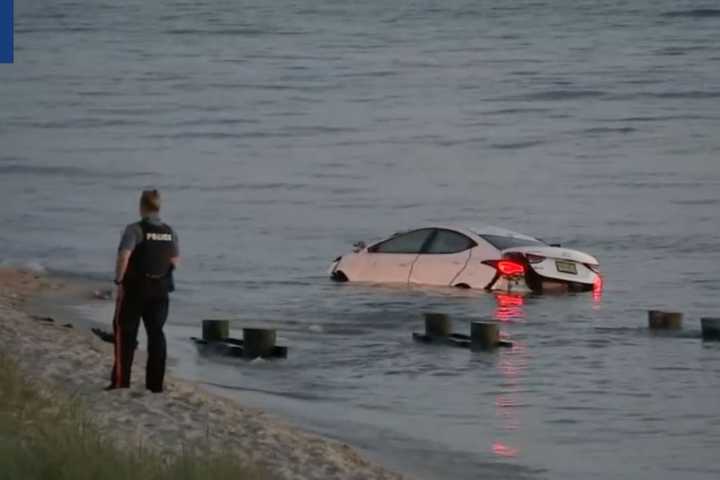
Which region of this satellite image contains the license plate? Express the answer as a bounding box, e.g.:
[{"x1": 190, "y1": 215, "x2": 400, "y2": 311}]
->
[{"x1": 555, "y1": 260, "x2": 577, "y2": 275}]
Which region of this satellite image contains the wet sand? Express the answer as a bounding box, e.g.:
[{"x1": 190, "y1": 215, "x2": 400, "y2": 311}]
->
[{"x1": 0, "y1": 268, "x2": 406, "y2": 480}]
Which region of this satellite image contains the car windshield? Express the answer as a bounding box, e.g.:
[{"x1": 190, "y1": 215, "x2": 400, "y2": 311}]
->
[{"x1": 480, "y1": 234, "x2": 546, "y2": 250}]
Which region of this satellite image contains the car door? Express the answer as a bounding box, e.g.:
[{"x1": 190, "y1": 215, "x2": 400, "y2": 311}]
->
[
  {"x1": 363, "y1": 229, "x2": 434, "y2": 284},
  {"x1": 409, "y1": 229, "x2": 476, "y2": 286}
]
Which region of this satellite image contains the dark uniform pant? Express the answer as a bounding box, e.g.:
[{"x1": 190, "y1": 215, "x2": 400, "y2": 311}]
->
[{"x1": 111, "y1": 286, "x2": 168, "y2": 392}]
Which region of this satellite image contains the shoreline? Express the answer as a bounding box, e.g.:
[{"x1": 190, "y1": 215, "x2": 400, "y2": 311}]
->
[{"x1": 0, "y1": 268, "x2": 406, "y2": 480}]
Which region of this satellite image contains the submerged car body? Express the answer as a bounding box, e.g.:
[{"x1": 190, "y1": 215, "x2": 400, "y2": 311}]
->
[{"x1": 329, "y1": 225, "x2": 602, "y2": 294}]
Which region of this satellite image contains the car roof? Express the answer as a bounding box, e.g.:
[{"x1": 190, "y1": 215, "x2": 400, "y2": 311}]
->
[{"x1": 427, "y1": 224, "x2": 540, "y2": 242}]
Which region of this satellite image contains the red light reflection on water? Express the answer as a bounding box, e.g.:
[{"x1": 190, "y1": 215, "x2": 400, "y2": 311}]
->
[
  {"x1": 592, "y1": 275, "x2": 604, "y2": 305},
  {"x1": 494, "y1": 395, "x2": 521, "y2": 431},
  {"x1": 494, "y1": 292, "x2": 525, "y2": 321},
  {"x1": 491, "y1": 340, "x2": 529, "y2": 458},
  {"x1": 492, "y1": 442, "x2": 519, "y2": 458},
  {"x1": 497, "y1": 340, "x2": 528, "y2": 380}
]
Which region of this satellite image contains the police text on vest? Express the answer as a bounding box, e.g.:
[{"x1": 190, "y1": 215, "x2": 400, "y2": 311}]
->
[{"x1": 146, "y1": 233, "x2": 173, "y2": 241}]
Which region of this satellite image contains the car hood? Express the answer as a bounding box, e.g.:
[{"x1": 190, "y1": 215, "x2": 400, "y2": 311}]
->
[{"x1": 502, "y1": 246, "x2": 599, "y2": 266}]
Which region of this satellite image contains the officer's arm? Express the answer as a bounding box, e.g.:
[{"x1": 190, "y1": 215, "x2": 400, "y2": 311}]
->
[
  {"x1": 170, "y1": 228, "x2": 180, "y2": 268},
  {"x1": 115, "y1": 250, "x2": 132, "y2": 284},
  {"x1": 115, "y1": 224, "x2": 140, "y2": 284}
]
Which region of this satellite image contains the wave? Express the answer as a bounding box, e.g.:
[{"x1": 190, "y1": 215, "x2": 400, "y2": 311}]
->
[
  {"x1": 125, "y1": 181, "x2": 311, "y2": 193},
  {"x1": 171, "y1": 118, "x2": 260, "y2": 127},
  {"x1": 661, "y1": 9, "x2": 720, "y2": 18},
  {"x1": 198, "y1": 182, "x2": 309, "y2": 192},
  {"x1": 0, "y1": 259, "x2": 47, "y2": 273},
  {"x1": 0, "y1": 164, "x2": 95, "y2": 176},
  {"x1": 653, "y1": 46, "x2": 712, "y2": 56},
  {"x1": 0, "y1": 163, "x2": 152, "y2": 179},
  {"x1": 15, "y1": 26, "x2": 98, "y2": 34},
  {"x1": 164, "y1": 28, "x2": 306, "y2": 36},
  {"x1": 641, "y1": 91, "x2": 720, "y2": 99},
  {"x1": 594, "y1": 114, "x2": 719, "y2": 123},
  {"x1": 671, "y1": 198, "x2": 719, "y2": 206},
  {"x1": 144, "y1": 124, "x2": 358, "y2": 141},
  {"x1": 483, "y1": 107, "x2": 551, "y2": 115},
  {"x1": 496, "y1": 90, "x2": 606, "y2": 101},
  {"x1": 580, "y1": 127, "x2": 637, "y2": 135},
  {"x1": 143, "y1": 131, "x2": 249, "y2": 140},
  {"x1": 13, "y1": 118, "x2": 147, "y2": 129},
  {"x1": 490, "y1": 139, "x2": 545, "y2": 150}
]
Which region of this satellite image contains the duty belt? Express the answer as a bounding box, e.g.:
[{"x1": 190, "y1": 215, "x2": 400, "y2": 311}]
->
[{"x1": 144, "y1": 273, "x2": 166, "y2": 280}]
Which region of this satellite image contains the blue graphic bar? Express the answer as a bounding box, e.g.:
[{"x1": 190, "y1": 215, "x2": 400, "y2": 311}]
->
[{"x1": 0, "y1": 0, "x2": 13, "y2": 63}]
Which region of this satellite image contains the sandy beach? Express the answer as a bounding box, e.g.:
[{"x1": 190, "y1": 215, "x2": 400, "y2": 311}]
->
[{"x1": 0, "y1": 268, "x2": 406, "y2": 480}]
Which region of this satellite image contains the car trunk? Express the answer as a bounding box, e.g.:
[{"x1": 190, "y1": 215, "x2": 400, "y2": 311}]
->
[{"x1": 501, "y1": 245, "x2": 599, "y2": 287}]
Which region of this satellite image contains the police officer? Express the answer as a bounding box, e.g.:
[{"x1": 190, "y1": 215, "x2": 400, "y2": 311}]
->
[{"x1": 109, "y1": 189, "x2": 179, "y2": 393}]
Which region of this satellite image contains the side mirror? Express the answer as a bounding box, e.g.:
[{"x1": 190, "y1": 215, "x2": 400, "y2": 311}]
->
[{"x1": 353, "y1": 241, "x2": 367, "y2": 253}]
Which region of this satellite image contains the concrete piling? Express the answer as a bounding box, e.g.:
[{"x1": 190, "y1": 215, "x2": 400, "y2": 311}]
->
[
  {"x1": 202, "y1": 319, "x2": 230, "y2": 341},
  {"x1": 414, "y1": 314, "x2": 511, "y2": 350},
  {"x1": 242, "y1": 328, "x2": 277, "y2": 359},
  {"x1": 424, "y1": 313, "x2": 452, "y2": 337},
  {"x1": 648, "y1": 310, "x2": 683, "y2": 330},
  {"x1": 193, "y1": 322, "x2": 287, "y2": 359},
  {"x1": 701, "y1": 318, "x2": 720, "y2": 341},
  {"x1": 471, "y1": 321, "x2": 500, "y2": 350}
]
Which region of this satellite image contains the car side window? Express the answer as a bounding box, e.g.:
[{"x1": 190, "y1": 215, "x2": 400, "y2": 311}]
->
[
  {"x1": 369, "y1": 229, "x2": 434, "y2": 254},
  {"x1": 424, "y1": 230, "x2": 476, "y2": 254}
]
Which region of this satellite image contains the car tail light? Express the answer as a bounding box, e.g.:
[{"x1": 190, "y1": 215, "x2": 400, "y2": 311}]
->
[
  {"x1": 483, "y1": 259, "x2": 526, "y2": 277},
  {"x1": 525, "y1": 253, "x2": 545, "y2": 264},
  {"x1": 498, "y1": 260, "x2": 525, "y2": 276}
]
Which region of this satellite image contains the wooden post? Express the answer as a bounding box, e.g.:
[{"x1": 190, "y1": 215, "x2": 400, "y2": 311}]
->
[
  {"x1": 662, "y1": 312, "x2": 683, "y2": 330},
  {"x1": 243, "y1": 328, "x2": 277, "y2": 358},
  {"x1": 471, "y1": 321, "x2": 500, "y2": 350},
  {"x1": 202, "y1": 319, "x2": 230, "y2": 341},
  {"x1": 701, "y1": 318, "x2": 720, "y2": 341},
  {"x1": 647, "y1": 310, "x2": 664, "y2": 329},
  {"x1": 648, "y1": 310, "x2": 683, "y2": 330},
  {"x1": 424, "y1": 313, "x2": 452, "y2": 337}
]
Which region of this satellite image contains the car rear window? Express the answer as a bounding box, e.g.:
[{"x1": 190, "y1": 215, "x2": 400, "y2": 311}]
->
[{"x1": 480, "y1": 234, "x2": 545, "y2": 250}]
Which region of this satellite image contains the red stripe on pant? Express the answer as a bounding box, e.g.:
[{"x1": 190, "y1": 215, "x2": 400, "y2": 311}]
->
[{"x1": 113, "y1": 286, "x2": 125, "y2": 386}]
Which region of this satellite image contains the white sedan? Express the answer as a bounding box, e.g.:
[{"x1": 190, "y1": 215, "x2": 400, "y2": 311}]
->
[{"x1": 329, "y1": 225, "x2": 602, "y2": 294}]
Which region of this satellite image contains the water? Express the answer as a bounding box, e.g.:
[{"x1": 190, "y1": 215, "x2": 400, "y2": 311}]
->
[{"x1": 3, "y1": 0, "x2": 720, "y2": 478}]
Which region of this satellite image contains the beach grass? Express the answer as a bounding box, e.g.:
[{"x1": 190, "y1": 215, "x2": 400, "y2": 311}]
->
[{"x1": 0, "y1": 353, "x2": 268, "y2": 480}]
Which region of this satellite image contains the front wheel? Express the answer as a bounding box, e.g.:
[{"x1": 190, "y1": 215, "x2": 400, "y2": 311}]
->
[{"x1": 331, "y1": 271, "x2": 349, "y2": 282}]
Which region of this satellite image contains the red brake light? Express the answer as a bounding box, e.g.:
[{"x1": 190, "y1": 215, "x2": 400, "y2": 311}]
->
[
  {"x1": 498, "y1": 260, "x2": 525, "y2": 276},
  {"x1": 484, "y1": 259, "x2": 526, "y2": 277},
  {"x1": 482, "y1": 258, "x2": 525, "y2": 277}
]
